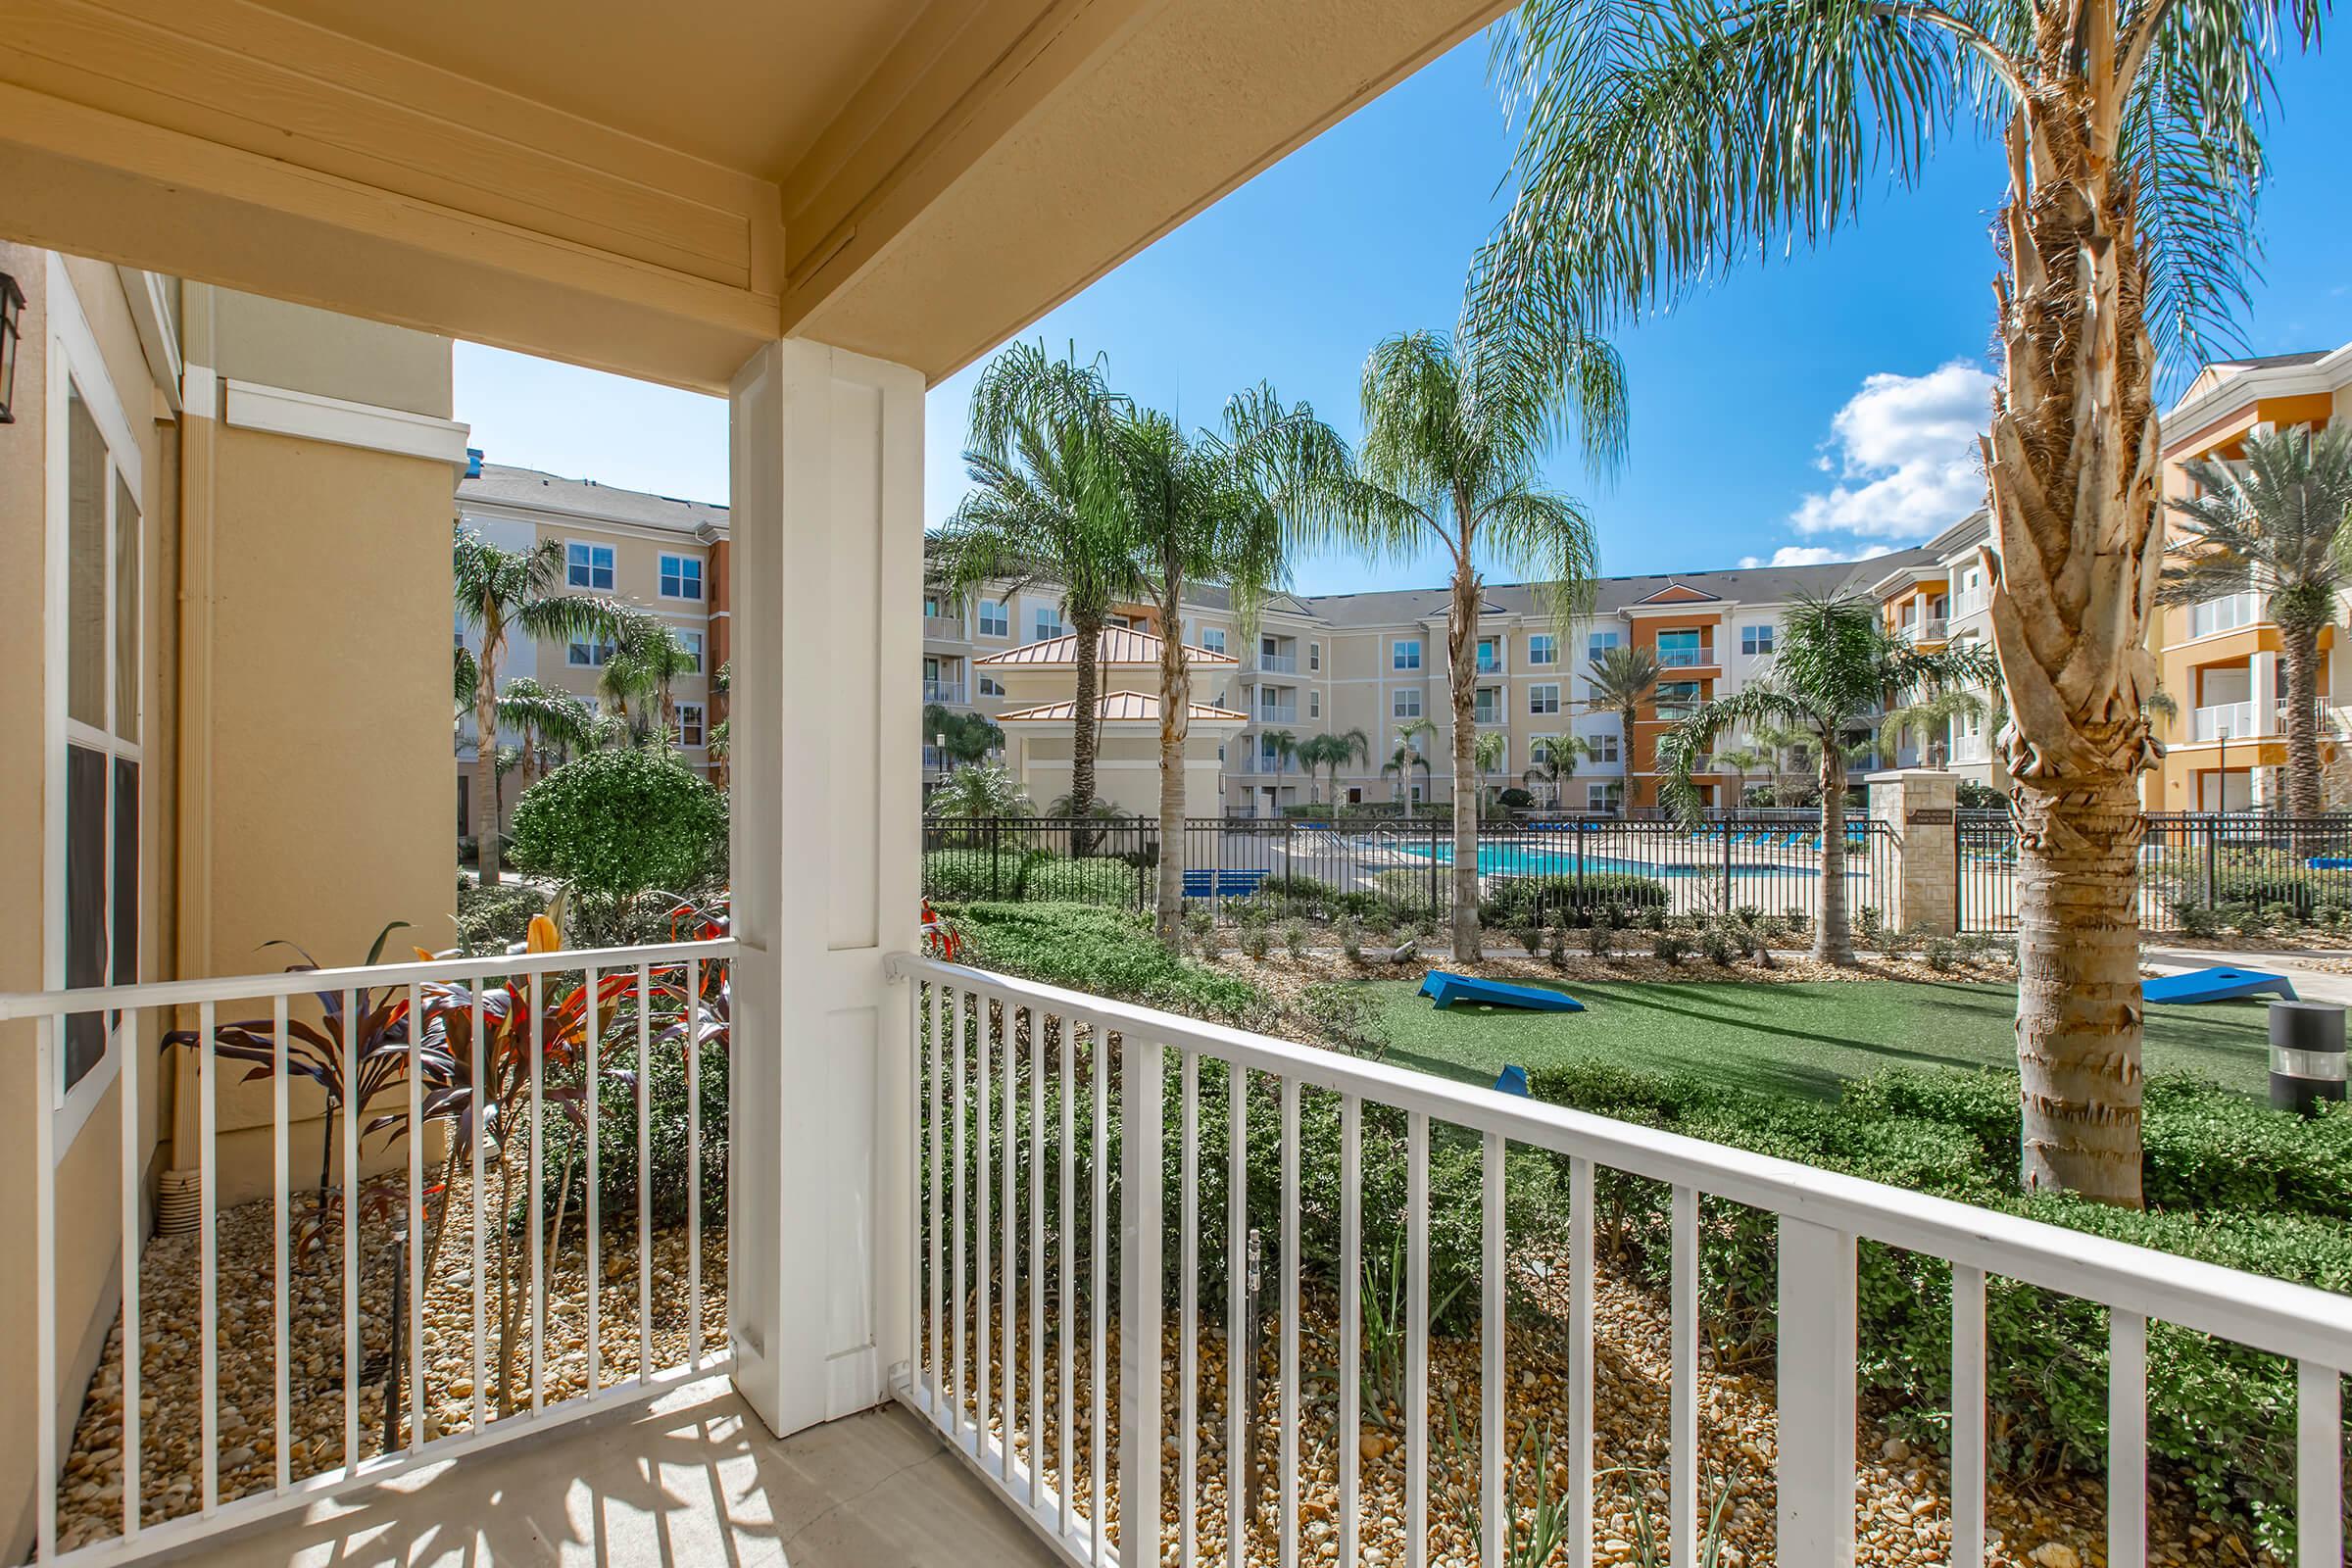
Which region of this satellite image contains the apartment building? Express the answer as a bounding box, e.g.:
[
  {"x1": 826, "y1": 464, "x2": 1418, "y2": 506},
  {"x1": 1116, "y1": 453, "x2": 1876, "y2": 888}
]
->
[
  {"x1": 455, "y1": 461, "x2": 729, "y2": 832},
  {"x1": 2145, "y1": 344, "x2": 2352, "y2": 811}
]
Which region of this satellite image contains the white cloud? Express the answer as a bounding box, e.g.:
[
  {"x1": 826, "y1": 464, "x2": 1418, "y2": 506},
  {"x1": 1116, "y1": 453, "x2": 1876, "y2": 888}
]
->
[
  {"x1": 1788, "y1": 362, "x2": 1993, "y2": 540},
  {"x1": 1737, "y1": 544, "x2": 1896, "y2": 569}
]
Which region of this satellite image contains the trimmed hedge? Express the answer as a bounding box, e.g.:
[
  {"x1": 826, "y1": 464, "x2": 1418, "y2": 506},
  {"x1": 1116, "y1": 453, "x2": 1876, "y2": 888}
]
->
[
  {"x1": 1524, "y1": 1061, "x2": 2352, "y2": 1559},
  {"x1": 1479, "y1": 871, "x2": 1671, "y2": 927},
  {"x1": 945, "y1": 901, "x2": 1273, "y2": 1027},
  {"x1": 923, "y1": 848, "x2": 1145, "y2": 907},
  {"x1": 510, "y1": 748, "x2": 727, "y2": 899}
]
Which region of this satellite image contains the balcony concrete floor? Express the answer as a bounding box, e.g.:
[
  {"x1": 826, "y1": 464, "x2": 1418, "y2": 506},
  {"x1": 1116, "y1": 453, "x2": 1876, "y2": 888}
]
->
[{"x1": 194, "y1": 1378, "x2": 1058, "y2": 1568}]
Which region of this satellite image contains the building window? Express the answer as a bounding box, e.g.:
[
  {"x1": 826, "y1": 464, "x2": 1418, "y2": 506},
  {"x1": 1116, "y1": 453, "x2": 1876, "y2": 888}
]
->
[
  {"x1": 1202, "y1": 627, "x2": 1227, "y2": 655},
  {"x1": 1394, "y1": 638, "x2": 1422, "y2": 670},
  {"x1": 677, "y1": 629, "x2": 705, "y2": 672},
  {"x1": 1656, "y1": 680, "x2": 1700, "y2": 715},
  {"x1": 1475, "y1": 687, "x2": 1502, "y2": 724},
  {"x1": 677, "y1": 703, "x2": 706, "y2": 748},
  {"x1": 1587, "y1": 781, "x2": 1624, "y2": 811},
  {"x1": 1741, "y1": 623, "x2": 1775, "y2": 656},
  {"x1": 567, "y1": 541, "x2": 614, "y2": 591},
  {"x1": 1309, "y1": 692, "x2": 1321, "y2": 719},
  {"x1": 568, "y1": 639, "x2": 614, "y2": 667},
  {"x1": 1593, "y1": 732, "x2": 1620, "y2": 763},
  {"x1": 1530, "y1": 683, "x2": 1561, "y2": 715},
  {"x1": 659, "y1": 554, "x2": 703, "y2": 601},
  {"x1": 1395, "y1": 688, "x2": 1423, "y2": 719},
  {"x1": 979, "y1": 599, "x2": 1008, "y2": 637},
  {"x1": 1309, "y1": 642, "x2": 1321, "y2": 671},
  {"x1": 1587, "y1": 630, "x2": 1620, "y2": 662},
  {"x1": 1476, "y1": 637, "x2": 1501, "y2": 673},
  {"x1": 48, "y1": 293, "x2": 147, "y2": 1130},
  {"x1": 2187, "y1": 592, "x2": 2259, "y2": 640},
  {"x1": 979, "y1": 675, "x2": 1005, "y2": 698},
  {"x1": 1529, "y1": 633, "x2": 1556, "y2": 665},
  {"x1": 1031, "y1": 605, "x2": 1064, "y2": 641}
]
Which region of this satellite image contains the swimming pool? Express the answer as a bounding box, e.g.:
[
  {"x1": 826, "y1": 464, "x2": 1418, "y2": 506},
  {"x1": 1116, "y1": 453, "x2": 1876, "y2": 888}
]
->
[{"x1": 1396, "y1": 841, "x2": 1842, "y2": 879}]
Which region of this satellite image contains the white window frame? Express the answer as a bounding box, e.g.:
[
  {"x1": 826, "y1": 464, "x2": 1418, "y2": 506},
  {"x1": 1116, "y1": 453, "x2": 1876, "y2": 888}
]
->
[
  {"x1": 1394, "y1": 687, "x2": 1423, "y2": 719},
  {"x1": 1308, "y1": 692, "x2": 1321, "y2": 719},
  {"x1": 566, "y1": 539, "x2": 615, "y2": 591},
  {"x1": 1529, "y1": 683, "x2": 1561, "y2": 715},
  {"x1": 978, "y1": 674, "x2": 1005, "y2": 698},
  {"x1": 1593, "y1": 732, "x2": 1620, "y2": 763},
  {"x1": 568, "y1": 639, "x2": 614, "y2": 667},
  {"x1": 978, "y1": 599, "x2": 1009, "y2": 638},
  {"x1": 1201, "y1": 627, "x2": 1227, "y2": 655},
  {"x1": 1741, "y1": 623, "x2": 1775, "y2": 656},
  {"x1": 1587, "y1": 781, "x2": 1624, "y2": 811},
  {"x1": 1394, "y1": 638, "x2": 1422, "y2": 671},
  {"x1": 658, "y1": 552, "x2": 704, "y2": 602},
  {"x1": 1587, "y1": 630, "x2": 1620, "y2": 662},
  {"x1": 677, "y1": 702, "x2": 707, "y2": 749},
  {"x1": 677, "y1": 628, "x2": 705, "y2": 672},
  {"x1": 1308, "y1": 642, "x2": 1321, "y2": 671},
  {"x1": 1528, "y1": 633, "x2": 1557, "y2": 666},
  {"x1": 43, "y1": 256, "x2": 147, "y2": 1152},
  {"x1": 1029, "y1": 600, "x2": 1065, "y2": 641}
]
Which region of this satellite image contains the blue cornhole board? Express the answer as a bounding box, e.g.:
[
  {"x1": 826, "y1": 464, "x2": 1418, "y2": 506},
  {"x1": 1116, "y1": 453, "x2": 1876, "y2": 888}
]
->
[
  {"x1": 1494, "y1": 1064, "x2": 1532, "y2": 1097},
  {"x1": 2141, "y1": 966, "x2": 2298, "y2": 1004},
  {"x1": 1418, "y1": 971, "x2": 1585, "y2": 1012}
]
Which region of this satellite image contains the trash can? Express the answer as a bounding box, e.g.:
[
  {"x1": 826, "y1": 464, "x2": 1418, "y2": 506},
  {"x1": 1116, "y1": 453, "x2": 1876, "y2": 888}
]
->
[{"x1": 2269, "y1": 1000, "x2": 2346, "y2": 1116}]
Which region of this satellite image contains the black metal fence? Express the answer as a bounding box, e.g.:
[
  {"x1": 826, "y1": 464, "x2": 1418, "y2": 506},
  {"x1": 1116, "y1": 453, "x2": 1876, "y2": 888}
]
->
[
  {"x1": 1956, "y1": 810, "x2": 2352, "y2": 934},
  {"x1": 922, "y1": 811, "x2": 1899, "y2": 928}
]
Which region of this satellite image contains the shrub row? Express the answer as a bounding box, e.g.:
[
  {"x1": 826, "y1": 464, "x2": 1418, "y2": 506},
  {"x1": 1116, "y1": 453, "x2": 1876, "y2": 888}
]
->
[{"x1": 923, "y1": 848, "x2": 1146, "y2": 907}]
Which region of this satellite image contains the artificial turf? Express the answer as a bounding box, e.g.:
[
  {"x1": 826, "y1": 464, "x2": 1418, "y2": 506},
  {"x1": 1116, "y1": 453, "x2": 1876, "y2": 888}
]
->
[{"x1": 1361, "y1": 977, "x2": 2275, "y2": 1101}]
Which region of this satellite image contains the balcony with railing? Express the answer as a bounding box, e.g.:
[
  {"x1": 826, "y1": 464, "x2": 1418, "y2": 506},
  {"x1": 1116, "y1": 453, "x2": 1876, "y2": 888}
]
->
[
  {"x1": 2191, "y1": 700, "x2": 2259, "y2": 742},
  {"x1": 924, "y1": 678, "x2": 969, "y2": 706},
  {"x1": 1249, "y1": 650, "x2": 1299, "y2": 675},
  {"x1": 1655, "y1": 643, "x2": 1716, "y2": 669},
  {"x1": 1257, "y1": 702, "x2": 1298, "y2": 726}
]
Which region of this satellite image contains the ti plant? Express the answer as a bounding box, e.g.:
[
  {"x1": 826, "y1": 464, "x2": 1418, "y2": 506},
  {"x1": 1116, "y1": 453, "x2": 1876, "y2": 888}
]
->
[
  {"x1": 1442, "y1": 1400, "x2": 1573, "y2": 1568},
  {"x1": 1610, "y1": 1462, "x2": 1740, "y2": 1568}
]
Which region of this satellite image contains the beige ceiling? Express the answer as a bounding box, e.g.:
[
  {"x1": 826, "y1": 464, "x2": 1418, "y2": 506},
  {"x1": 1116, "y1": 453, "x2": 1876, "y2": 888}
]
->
[{"x1": 0, "y1": 0, "x2": 1509, "y2": 390}]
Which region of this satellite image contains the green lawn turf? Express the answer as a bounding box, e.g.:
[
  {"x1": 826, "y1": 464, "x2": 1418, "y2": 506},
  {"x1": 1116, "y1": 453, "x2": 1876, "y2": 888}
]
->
[{"x1": 1360, "y1": 978, "x2": 2275, "y2": 1101}]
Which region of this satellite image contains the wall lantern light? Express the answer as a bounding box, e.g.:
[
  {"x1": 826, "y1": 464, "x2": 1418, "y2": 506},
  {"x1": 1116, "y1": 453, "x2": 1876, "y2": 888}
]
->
[{"x1": 0, "y1": 270, "x2": 25, "y2": 424}]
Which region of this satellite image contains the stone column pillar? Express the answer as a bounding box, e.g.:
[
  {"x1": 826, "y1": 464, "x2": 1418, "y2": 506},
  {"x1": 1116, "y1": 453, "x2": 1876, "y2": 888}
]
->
[{"x1": 1868, "y1": 768, "x2": 1958, "y2": 937}]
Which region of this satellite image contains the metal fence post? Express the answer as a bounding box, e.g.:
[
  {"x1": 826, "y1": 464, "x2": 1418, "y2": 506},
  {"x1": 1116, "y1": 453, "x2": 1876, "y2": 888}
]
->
[
  {"x1": 989, "y1": 817, "x2": 1002, "y2": 901},
  {"x1": 2203, "y1": 818, "x2": 2218, "y2": 912},
  {"x1": 1723, "y1": 808, "x2": 1735, "y2": 911}
]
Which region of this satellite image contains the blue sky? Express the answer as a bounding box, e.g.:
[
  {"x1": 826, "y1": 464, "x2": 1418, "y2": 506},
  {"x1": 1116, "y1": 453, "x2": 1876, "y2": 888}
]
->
[{"x1": 455, "y1": 29, "x2": 2352, "y2": 595}]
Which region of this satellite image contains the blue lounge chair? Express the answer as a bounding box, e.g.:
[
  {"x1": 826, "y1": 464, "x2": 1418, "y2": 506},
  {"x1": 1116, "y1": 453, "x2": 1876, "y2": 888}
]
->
[
  {"x1": 1418, "y1": 971, "x2": 1585, "y2": 1012},
  {"x1": 2308, "y1": 856, "x2": 2352, "y2": 870},
  {"x1": 1494, "y1": 1064, "x2": 1532, "y2": 1097},
  {"x1": 2141, "y1": 966, "x2": 2299, "y2": 1004}
]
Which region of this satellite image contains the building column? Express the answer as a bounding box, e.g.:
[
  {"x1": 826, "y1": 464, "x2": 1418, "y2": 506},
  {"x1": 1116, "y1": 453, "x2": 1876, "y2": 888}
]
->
[
  {"x1": 726, "y1": 339, "x2": 923, "y2": 1439},
  {"x1": 2252, "y1": 650, "x2": 2280, "y2": 738},
  {"x1": 1868, "y1": 768, "x2": 1957, "y2": 937}
]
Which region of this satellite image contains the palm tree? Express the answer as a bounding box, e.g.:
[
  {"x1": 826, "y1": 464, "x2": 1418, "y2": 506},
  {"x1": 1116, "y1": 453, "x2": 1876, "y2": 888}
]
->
[
  {"x1": 495, "y1": 678, "x2": 597, "y2": 797},
  {"x1": 1881, "y1": 686, "x2": 1992, "y2": 771},
  {"x1": 1114, "y1": 389, "x2": 1343, "y2": 943},
  {"x1": 1583, "y1": 645, "x2": 1662, "y2": 808},
  {"x1": 2160, "y1": 423, "x2": 2352, "y2": 815},
  {"x1": 708, "y1": 662, "x2": 732, "y2": 789},
  {"x1": 1298, "y1": 329, "x2": 1621, "y2": 960},
  {"x1": 1382, "y1": 718, "x2": 1439, "y2": 807},
  {"x1": 1660, "y1": 596, "x2": 1996, "y2": 962},
  {"x1": 1260, "y1": 729, "x2": 1301, "y2": 785},
  {"x1": 924, "y1": 703, "x2": 1006, "y2": 769},
  {"x1": 1522, "y1": 733, "x2": 1592, "y2": 808},
  {"x1": 1473, "y1": 729, "x2": 1510, "y2": 813},
  {"x1": 932, "y1": 343, "x2": 1137, "y2": 846},
  {"x1": 1715, "y1": 744, "x2": 1772, "y2": 808},
  {"x1": 1483, "y1": 0, "x2": 2326, "y2": 1203},
  {"x1": 927, "y1": 762, "x2": 1033, "y2": 819},
  {"x1": 453, "y1": 528, "x2": 621, "y2": 885},
  {"x1": 1299, "y1": 728, "x2": 1373, "y2": 818}
]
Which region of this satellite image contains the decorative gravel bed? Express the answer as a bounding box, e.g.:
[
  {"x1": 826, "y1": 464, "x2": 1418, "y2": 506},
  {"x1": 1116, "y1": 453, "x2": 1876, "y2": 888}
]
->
[{"x1": 52, "y1": 1168, "x2": 726, "y2": 1553}]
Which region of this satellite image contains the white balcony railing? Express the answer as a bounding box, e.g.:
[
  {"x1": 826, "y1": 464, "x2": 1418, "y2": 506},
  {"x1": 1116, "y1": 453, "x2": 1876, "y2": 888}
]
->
[
  {"x1": 894, "y1": 956, "x2": 2352, "y2": 1568},
  {"x1": 1657, "y1": 645, "x2": 1715, "y2": 667},
  {"x1": 894, "y1": 958, "x2": 2352, "y2": 1568},
  {"x1": 924, "y1": 679, "x2": 968, "y2": 705},
  {"x1": 1258, "y1": 703, "x2": 1298, "y2": 725},
  {"x1": 2192, "y1": 701, "x2": 2257, "y2": 742},
  {"x1": 1251, "y1": 651, "x2": 1298, "y2": 675},
  {"x1": 6, "y1": 936, "x2": 738, "y2": 1565}
]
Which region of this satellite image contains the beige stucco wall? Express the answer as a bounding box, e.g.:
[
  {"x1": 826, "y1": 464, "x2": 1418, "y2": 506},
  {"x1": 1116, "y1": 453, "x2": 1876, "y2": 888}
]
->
[{"x1": 196, "y1": 285, "x2": 455, "y2": 421}]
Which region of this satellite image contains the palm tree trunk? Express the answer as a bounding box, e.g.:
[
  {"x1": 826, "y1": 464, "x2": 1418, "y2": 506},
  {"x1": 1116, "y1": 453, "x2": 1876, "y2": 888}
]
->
[
  {"x1": 1815, "y1": 741, "x2": 1852, "y2": 963},
  {"x1": 1620, "y1": 703, "x2": 1640, "y2": 812},
  {"x1": 2282, "y1": 625, "x2": 2324, "y2": 816},
  {"x1": 1069, "y1": 614, "x2": 1102, "y2": 856},
  {"x1": 474, "y1": 638, "x2": 503, "y2": 888},
  {"x1": 1984, "y1": 75, "x2": 2160, "y2": 1206},
  {"x1": 1446, "y1": 568, "x2": 1481, "y2": 960},
  {"x1": 1154, "y1": 588, "x2": 1190, "y2": 949}
]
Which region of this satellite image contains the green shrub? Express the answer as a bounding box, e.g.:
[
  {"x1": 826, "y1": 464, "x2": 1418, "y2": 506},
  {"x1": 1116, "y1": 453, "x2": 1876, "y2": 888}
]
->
[
  {"x1": 1480, "y1": 873, "x2": 1669, "y2": 928},
  {"x1": 1523, "y1": 1061, "x2": 2352, "y2": 1559},
  {"x1": 923, "y1": 847, "x2": 1143, "y2": 906},
  {"x1": 456, "y1": 879, "x2": 545, "y2": 953},
  {"x1": 945, "y1": 902, "x2": 1273, "y2": 1027},
  {"x1": 535, "y1": 1014, "x2": 728, "y2": 1232},
  {"x1": 1372, "y1": 868, "x2": 1449, "y2": 919},
  {"x1": 510, "y1": 749, "x2": 727, "y2": 899}
]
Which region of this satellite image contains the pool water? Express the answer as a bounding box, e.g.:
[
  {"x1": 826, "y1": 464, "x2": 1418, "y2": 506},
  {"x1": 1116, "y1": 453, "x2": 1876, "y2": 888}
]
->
[{"x1": 1396, "y1": 842, "x2": 1846, "y2": 879}]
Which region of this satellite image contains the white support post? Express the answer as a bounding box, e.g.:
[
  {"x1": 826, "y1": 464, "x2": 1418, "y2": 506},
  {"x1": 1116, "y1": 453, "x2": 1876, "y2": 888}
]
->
[
  {"x1": 1777, "y1": 1215, "x2": 1858, "y2": 1568},
  {"x1": 727, "y1": 338, "x2": 925, "y2": 1438}
]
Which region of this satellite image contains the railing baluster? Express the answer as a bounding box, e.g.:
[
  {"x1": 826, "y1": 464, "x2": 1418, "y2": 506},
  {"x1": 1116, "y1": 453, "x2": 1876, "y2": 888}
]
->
[
  {"x1": 686, "y1": 956, "x2": 703, "y2": 1366},
  {"x1": 35, "y1": 1016, "x2": 58, "y2": 1564},
  {"x1": 1280, "y1": 1075, "x2": 1300, "y2": 1568},
  {"x1": 1481, "y1": 1130, "x2": 1504, "y2": 1568},
  {"x1": 1117, "y1": 1030, "x2": 1165, "y2": 1568},
  {"x1": 586, "y1": 965, "x2": 603, "y2": 1400},
  {"x1": 1090, "y1": 1019, "x2": 1108, "y2": 1562},
  {"x1": 128, "y1": 1004, "x2": 151, "y2": 1534},
  {"x1": 470, "y1": 979, "x2": 487, "y2": 1433},
  {"x1": 1029, "y1": 1005, "x2": 1047, "y2": 1512},
  {"x1": 1406, "y1": 1110, "x2": 1428, "y2": 1568},
  {"x1": 1228, "y1": 1063, "x2": 1250, "y2": 1563},
  {"x1": 1058, "y1": 1007, "x2": 1076, "y2": 1543},
  {"x1": 1671, "y1": 1185, "x2": 1696, "y2": 1566},
  {"x1": 1569, "y1": 1156, "x2": 1593, "y2": 1568},
  {"x1": 529, "y1": 969, "x2": 545, "y2": 1415},
  {"x1": 2299, "y1": 1359, "x2": 2342, "y2": 1568},
  {"x1": 200, "y1": 999, "x2": 220, "y2": 1512},
  {"x1": 1952, "y1": 1263, "x2": 1986, "y2": 1566},
  {"x1": 953, "y1": 985, "x2": 968, "y2": 1437},
  {"x1": 2110, "y1": 1310, "x2": 2147, "y2": 1568},
  {"x1": 269, "y1": 994, "x2": 288, "y2": 1492},
  {"x1": 927, "y1": 981, "x2": 946, "y2": 1418},
  {"x1": 408, "y1": 980, "x2": 427, "y2": 1448},
  {"x1": 977, "y1": 989, "x2": 994, "y2": 1452},
  {"x1": 1180, "y1": 1049, "x2": 1200, "y2": 1568},
  {"x1": 342, "y1": 986, "x2": 361, "y2": 1472},
  {"x1": 1341, "y1": 1094, "x2": 1361, "y2": 1568},
  {"x1": 1776, "y1": 1215, "x2": 1857, "y2": 1564},
  {"x1": 1002, "y1": 993, "x2": 1018, "y2": 1485},
  {"x1": 638, "y1": 960, "x2": 655, "y2": 1383}
]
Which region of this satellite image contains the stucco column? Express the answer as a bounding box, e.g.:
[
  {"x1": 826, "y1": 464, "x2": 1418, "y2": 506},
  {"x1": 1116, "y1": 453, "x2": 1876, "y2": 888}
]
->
[
  {"x1": 1867, "y1": 768, "x2": 1958, "y2": 937},
  {"x1": 727, "y1": 339, "x2": 923, "y2": 1439},
  {"x1": 2252, "y1": 650, "x2": 2280, "y2": 738}
]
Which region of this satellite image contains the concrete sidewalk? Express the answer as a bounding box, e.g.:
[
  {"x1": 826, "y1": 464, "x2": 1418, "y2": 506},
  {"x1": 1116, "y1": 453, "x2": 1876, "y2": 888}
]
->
[{"x1": 2142, "y1": 945, "x2": 2352, "y2": 1005}]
